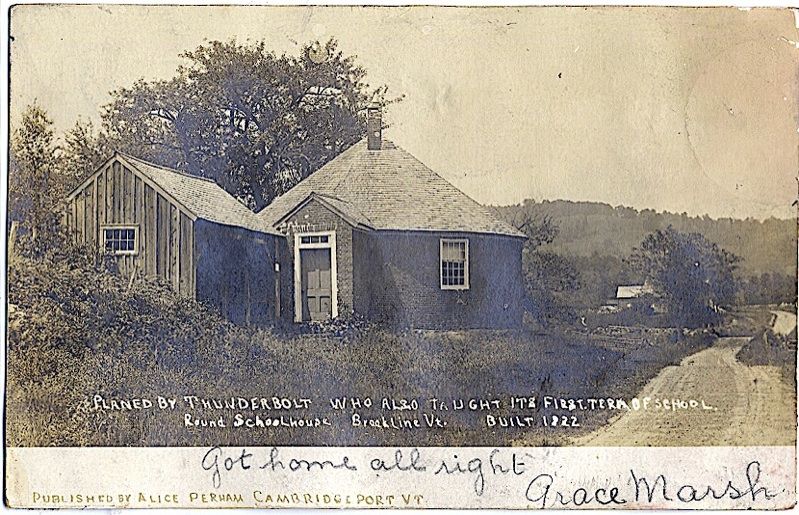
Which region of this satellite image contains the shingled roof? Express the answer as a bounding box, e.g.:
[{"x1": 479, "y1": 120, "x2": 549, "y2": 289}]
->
[
  {"x1": 258, "y1": 139, "x2": 525, "y2": 238},
  {"x1": 116, "y1": 153, "x2": 277, "y2": 235}
]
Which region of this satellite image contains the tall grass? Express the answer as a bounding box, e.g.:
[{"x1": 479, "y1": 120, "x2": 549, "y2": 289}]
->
[{"x1": 7, "y1": 236, "x2": 716, "y2": 447}]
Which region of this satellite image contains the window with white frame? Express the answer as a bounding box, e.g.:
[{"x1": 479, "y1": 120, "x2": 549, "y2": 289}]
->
[
  {"x1": 440, "y1": 238, "x2": 469, "y2": 289},
  {"x1": 103, "y1": 226, "x2": 138, "y2": 255}
]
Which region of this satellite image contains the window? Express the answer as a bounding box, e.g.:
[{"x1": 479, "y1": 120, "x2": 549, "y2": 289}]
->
[
  {"x1": 300, "y1": 235, "x2": 329, "y2": 245},
  {"x1": 103, "y1": 226, "x2": 138, "y2": 255},
  {"x1": 440, "y1": 238, "x2": 469, "y2": 290}
]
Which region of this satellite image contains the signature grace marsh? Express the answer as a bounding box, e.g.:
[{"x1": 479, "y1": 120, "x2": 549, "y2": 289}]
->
[{"x1": 201, "y1": 447, "x2": 784, "y2": 508}]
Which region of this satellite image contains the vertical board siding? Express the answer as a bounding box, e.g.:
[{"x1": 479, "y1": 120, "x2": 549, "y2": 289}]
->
[
  {"x1": 157, "y1": 194, "x2": 168, "y2": 279},
  {"x1": 85, "y1": 186, "x2": 95, "y2": 247},
  {"x1": 110, "y1": 162, "x2": 118, "y2": 223},
  {"x1": 75, "y1": 192, "x2": 85, "y2": 244},
  {"x1": 170, "y1": 204, "x2": 180, "y2": 292},
  {"x1": 117, "y1": 165, "x2": 130, "y2": 278},
  {"x1": 145, "y1": 185, "x2": 157, "y2": 277},
  {"x1": 119, "y1": 162, "x2": 126, "y2": 220},
  {"x1": 84, "y1": 189, "x2": 90, "y2": 242},
  {"x1": 93, "y1": 177, "x2": 100, "y2": 248},
  {"x1": 72, "y1": 200, "x2": 79, "y2": 243},
  {"x1": 116, "y1": 162, "x2": 124, "y2": 222},
  {"x1": 179, "y1": 213, "x2": 193, "y2": 297},
  {"x1": 98, "y1": 167, "x2": 112, "y2": 224},
  {"x1": 64, "y1": 158, "x2": 197, "y2": 300},
  {"x1": 123, "y1": 166, "x2": 132, "y2": 221},
  {"x1": 64, "y1": 157, "x2": 277, "y2": 324},
  {"x1": 134, "y1": 177, "x2": 143, "y2": 223}
]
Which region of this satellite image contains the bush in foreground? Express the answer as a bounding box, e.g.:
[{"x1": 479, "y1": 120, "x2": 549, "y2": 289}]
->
[
  {"x1": 7, "y1": 234, "x2": 236, "y2": 445},
  {"x1": 736, "y1": 329, "x2": 797, "y2": 386}
]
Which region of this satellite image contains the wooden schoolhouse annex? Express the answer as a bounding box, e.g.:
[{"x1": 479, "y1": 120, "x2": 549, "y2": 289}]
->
[
  {"x1": 65, "y1": 107, "x2": 526, "y2": 329},
  {"x1": 64, "y1": 152, "x2": 281, "y2": 325}
]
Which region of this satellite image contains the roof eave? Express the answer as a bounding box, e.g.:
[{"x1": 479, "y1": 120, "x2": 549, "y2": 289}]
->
[
  {"x1": 195, "y1": 217, "x2": 283, "y2": 237},
  {"x1": 271, "y1": 192, "x2": 375, "y2": 232},
  {"x1": 366, "y1": 227, "x2": 528, "y2": 239}
]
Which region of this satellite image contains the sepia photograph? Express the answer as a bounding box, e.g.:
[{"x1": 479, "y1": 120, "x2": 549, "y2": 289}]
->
[{"x1": 4, "y1": 4, "x2": 798, "y2": 509}]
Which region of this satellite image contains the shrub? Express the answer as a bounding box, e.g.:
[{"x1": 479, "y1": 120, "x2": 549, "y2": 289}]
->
[
  {"x1": 736, "y1": 329, "x2": 797, "y2": 386},
  {"x1": 7, "y1": 233, "x2": 238, "y2": 445}
]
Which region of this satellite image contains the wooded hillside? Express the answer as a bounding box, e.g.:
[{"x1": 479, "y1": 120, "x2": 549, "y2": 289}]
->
[{"x1": 496, "y1": 200, "x2": 795, "y2": 276}]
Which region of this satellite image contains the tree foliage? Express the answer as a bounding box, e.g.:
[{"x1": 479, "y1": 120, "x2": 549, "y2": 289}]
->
[
  {"x1": 60, "y1": 119, "x2": 107, "y2": 192},
  {"x1": 737, "y1": 272, "x2": 797, "y2": 306},
  {"x1": 630, "y1": 226, "x2": 741, "y2": 328},
  {"x1": 503, "y1": 201, "x2": 580, "y2": 326},
  {"x1": 91, "y1": 39, "x2": 394, "y2": 210},
  {"x1": 9, "y1": 103, "x2": 66, "y2": 245}
]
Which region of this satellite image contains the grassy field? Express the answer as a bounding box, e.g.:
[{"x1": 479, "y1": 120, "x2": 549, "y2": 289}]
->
[
  {"x1": 7, "y1": 308, "x2": 715, "y2": 447},
  {"x1": 6, "y1": 247, "x2": 728, "y2": 447}
]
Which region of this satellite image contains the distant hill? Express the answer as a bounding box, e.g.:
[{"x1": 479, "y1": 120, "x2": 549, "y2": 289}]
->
[{"x1": 496, "y1": 199, "x2": 796, "y2": 277}]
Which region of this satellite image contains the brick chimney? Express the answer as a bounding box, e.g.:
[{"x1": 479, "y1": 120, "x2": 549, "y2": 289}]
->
[{"x1": 367, "y1": 102, "x2": 382, "y2": 150}]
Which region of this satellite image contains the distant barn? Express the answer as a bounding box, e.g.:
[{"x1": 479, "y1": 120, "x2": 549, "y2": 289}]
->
[
  {"x1": 64, "y1": 153, "x2": 281, "y2": 325},
  {"x1": 65, "y1": 107, "x2": 526, "y2": 329},
  {"x1": 615, "y1": 284, "x2": 654, "y2": 300}
]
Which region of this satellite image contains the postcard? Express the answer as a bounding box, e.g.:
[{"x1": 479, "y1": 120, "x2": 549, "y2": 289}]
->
[{"x1": 4, "y1": 4, "x2": 798, "y2": 509}]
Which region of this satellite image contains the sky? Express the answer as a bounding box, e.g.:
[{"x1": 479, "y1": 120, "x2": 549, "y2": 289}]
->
[{"x1": 9, "y1": 5, "x2": 799, "y2": 219}]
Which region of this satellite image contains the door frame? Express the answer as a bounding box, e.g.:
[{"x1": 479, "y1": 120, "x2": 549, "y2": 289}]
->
[{"x1": 293, "y1": 230, "x2": 338, "y2": 322}]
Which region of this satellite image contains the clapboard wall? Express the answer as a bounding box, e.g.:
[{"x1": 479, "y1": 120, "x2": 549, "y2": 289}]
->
[{"x1": 65, "y1": 158, "x2": 195, "y2": 298}]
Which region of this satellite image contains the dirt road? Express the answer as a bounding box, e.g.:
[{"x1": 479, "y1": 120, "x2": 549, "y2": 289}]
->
[{"x1": 574, "y1": 337, "x2": 796, "y2": 446}]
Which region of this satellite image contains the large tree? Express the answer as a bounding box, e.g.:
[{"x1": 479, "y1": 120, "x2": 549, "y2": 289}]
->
[
  {"x1": 93, "y1": 39, "x2": 393, "y2": 210},
  {"x1": 630, "y1": 226, "x2": 741, "y2": 328}
]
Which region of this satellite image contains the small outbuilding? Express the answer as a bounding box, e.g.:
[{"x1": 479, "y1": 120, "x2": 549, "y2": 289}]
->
[
  {"x1": 64, "y1": 153, "x2": 281, "y2": 325},
  {"x1": 615, "y1": 284, "x2": 654, "y2": 300}
]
